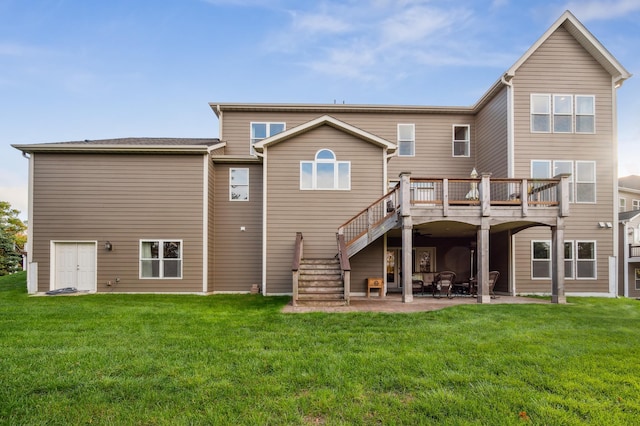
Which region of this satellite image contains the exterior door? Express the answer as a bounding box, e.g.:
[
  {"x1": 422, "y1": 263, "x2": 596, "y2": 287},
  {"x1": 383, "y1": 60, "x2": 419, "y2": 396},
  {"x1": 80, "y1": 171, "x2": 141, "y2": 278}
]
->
[{"x1": 54, "y1": 242, "x2": 96, "y2": 291}]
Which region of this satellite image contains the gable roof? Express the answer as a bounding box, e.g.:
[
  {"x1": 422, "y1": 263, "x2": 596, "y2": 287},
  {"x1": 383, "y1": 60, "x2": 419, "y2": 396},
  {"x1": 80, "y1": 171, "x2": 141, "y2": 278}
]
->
[
  {"x1": 505, "y1": 10, "x2": 631, "y2": 86},
  {"x1": 620, "y1": 210, "x2": 640, "y2": 222},
  {"x1": 619, "y1": 175, "x2": 640, "y2": 191},
  {"x1": 13, "y1": 137, "x2": 223, "y2": 154},
  {"x1": 252, "y1": 115, "x2": 396, "y2": 153}
]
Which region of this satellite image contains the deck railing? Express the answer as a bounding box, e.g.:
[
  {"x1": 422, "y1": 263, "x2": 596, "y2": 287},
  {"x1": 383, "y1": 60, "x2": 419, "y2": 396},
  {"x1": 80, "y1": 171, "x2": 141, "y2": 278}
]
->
[
  {"x1": 630, "y1": 245, "x2": 640, "y2": 258},
  {"x1": 408, "y1": 178, "x2": 560, "y2": 207}
]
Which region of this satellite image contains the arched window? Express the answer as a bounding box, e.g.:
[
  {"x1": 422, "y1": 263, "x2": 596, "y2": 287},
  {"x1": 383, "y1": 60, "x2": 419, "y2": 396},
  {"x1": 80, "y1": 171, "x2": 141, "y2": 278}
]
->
[{"x1": 300, "y1": 149, "x2": 350, "y2": 190}]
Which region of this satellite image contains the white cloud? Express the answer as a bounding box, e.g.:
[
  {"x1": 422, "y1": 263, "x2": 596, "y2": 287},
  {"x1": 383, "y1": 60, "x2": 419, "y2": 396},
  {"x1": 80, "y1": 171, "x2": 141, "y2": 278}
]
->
[
  {"x1": 290, "y1": 11, "x2": 352, "y2": 35},
  {"x1": 564, "y1": 0, "x2": 640, "y2": 21}
]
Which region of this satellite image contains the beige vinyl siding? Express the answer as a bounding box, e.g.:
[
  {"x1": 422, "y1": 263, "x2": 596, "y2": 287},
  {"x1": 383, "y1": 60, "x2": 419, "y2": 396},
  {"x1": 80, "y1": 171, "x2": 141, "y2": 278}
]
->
[
  {"x1": 349, "y1": 239, "x2": 384, "y2": 294},
  {"x1": 476, "y1": 86, "x2": 509, "y2": 177},
  {"x1": 31, "y1": 153, "x2": 205, "y2": 293},
  {"x1": 265, "y1": 125, "x2": 385, "y2": 294},
  {"x1": 207, "y1": 159, "x2": 216, "y2": 292},
  {"x1": 221, "y1": 110, "x2": 476, "y2": 179},
  {"x1": 511, "y1": 25, "x2": 615, "y2": 294},
  {"x1": 212, "y1": 163, "x2": 263, "y2": 292}
]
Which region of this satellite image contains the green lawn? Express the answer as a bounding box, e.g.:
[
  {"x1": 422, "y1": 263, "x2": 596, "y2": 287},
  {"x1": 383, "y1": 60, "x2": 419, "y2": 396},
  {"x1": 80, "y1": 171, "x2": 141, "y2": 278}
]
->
[{"x1": 1, "y1": 272, "x2": 639, "y2": 425}]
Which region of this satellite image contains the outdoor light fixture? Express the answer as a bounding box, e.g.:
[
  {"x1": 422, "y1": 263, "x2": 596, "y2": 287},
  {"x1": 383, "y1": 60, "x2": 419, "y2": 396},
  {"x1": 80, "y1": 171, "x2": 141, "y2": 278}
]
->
[
  {"x1": 606, "y1": 222, "x2": 613, "y2": 228},
  {"x1": 598, "y1": 222, "x2": 606, "y2": 228},
  {"x1": 105, "y1": 241, "x2": 113, "y2": 251}
]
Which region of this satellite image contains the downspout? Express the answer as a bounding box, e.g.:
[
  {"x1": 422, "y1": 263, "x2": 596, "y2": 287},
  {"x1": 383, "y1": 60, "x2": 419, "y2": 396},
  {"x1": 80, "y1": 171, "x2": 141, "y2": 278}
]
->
[
  {"x1": 261, "y1": 147, "x2": 267, "y2": 295},
  {"x1": 23, "y1": 151, "x2": 35, "y2": 293},
  {"x1": 622, "y1": 220, "x2": 629, "y2": 298},
  {"x1": 501, "y1": 74, "x2": 515, "y2": 178},
  {"x1": 612, "y1": 76, "x2": 620, "y2": 297},
  {"x1": 501, "y1": 74, "x2": 516, "y2": 295}
]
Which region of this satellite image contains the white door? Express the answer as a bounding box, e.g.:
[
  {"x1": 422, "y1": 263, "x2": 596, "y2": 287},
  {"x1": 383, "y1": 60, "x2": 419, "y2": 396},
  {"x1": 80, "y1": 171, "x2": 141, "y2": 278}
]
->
[{"x1": 54, "y1": 243, "x2": 96, "y2": 291}]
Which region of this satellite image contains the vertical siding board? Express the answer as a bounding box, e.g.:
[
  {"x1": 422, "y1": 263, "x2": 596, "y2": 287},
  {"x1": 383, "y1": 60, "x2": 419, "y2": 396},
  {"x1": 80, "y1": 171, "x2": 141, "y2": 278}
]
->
[{"x1": 32, "y1": 153, "x2": 205, "y2": 293}]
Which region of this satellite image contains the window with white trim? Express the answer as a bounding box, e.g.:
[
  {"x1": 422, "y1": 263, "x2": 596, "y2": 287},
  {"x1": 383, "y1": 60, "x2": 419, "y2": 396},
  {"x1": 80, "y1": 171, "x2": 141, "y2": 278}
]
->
[
  {"x1": 553, "y1": 160, "x2": 574, "y2": 203},
  {"x1": 229, "y1": 168, "x2": 249, "y2": 201},
  {"x1": 553, "y1": 94, "x2": 573, "y2": 133},
  {"x1": 530, "y1": 94, "x2": 595, "y2": 134},
  {"x1": 620, "y1": 197, "x2": 627, "y2": 212},
  {"x1": 453, "y1": 125, "x2": 470, "y2": 157},
  {"x1": 575, "y1": 95, "x2": 595, "y2": 133},
  {"x1": 576, "y1": 241, "x2": 596, "y2": 279},
  {"x1": 531, "y1": 160, "x2": 594, "y2": 204},
  {"x1": 397, "y1": 124, "x2": 415, "y2": 157},
  {"x1": 250, "y1": 122, "x2": 285, "y2": 155},
  {"x1": 140, "y1": 240, "x2": 182, "y2": 279},
  {"x1": 531, "y1": 94, "x2": 551, "y2": 132},
  {"x1": 575, "y1": 161, "x2": 596, "y2": 203},
  {"x1": 564, "y1": 241, "x2": 574, "y2": 279},
  {"x1": 633, "y1": 199, "x2": 640, "y2": 211},
  {"x1": 635, "y1": 268, "x2": 640, "y2": 290},
  {"x1": 532, "y1": 241, "x2": 551, "y2": 279},
  {"x1": 300, "y1": 149, "x2": 350, "y2": 190}
]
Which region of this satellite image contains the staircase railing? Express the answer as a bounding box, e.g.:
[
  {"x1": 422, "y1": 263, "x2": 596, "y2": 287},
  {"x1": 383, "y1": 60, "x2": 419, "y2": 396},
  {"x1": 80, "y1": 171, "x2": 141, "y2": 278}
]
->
[
  {"x1": 337, "y1": 185, "x2": 400, "y2": 248},
  {"x1": 291, "y1": 232, "x2": 303, "y2": 306},
  {"x1": 336, "y1": 233, "x2": 351, "y2": 304}
]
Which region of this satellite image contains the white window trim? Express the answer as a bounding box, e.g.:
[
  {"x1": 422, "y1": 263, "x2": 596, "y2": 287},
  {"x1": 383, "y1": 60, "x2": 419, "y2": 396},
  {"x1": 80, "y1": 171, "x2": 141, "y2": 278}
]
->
[
  {"x1": 575, "y1": 240, "x2": 597, "y2": 280},
  {"x1": 633, "y1": 199, "x2": 640, "y2": 211},
  {"x1": 564, "y1": 241, "x2": 575, "y2": 280},
  {"x1": 553, "y1": 94, "x2": 573, "y2": 133},
  {"x1": 397, "y1": 123, "x2": 415, "y2": 157},
  {"x1": 620, "y1": 197, "x2": 627, "y2": 212},
  {"x1": 531, "y1": 94, "x2": 596, "y2": 134},
  {"x1": 229, "y1": 168, "x2": 249, "y2": 201},
  {"x1": 531, "y1": 240, "x2": 551, "y2": 280},
  {"x1": 635, "y1": 268, "x2": 640, "y2": 291},
  {"x1": 531, "y1": 94, "x2": 551, "y2": 133},
  {"x1": 300, "y1": 149, "x2": 351, "y2": 191},
  {"x1": 575, "y1": 160, "x2": 596, "y2": 204},
  {"x1": 139, "y1": 239, "x2": 183, "y2": 280},
  {"x1": 531, "y1": 160, "x2": 551, "y2": 179},
  {"x1": 553, "y1": 160, "x2": 574, "y2": 203},
  {"x1": 575, "y1": 95, "x2": 596, "y2": 134},
  {"x1": 250, "y1": 122, "x2": 286, "y2": 155},
  {"x1": 452, "y1": 124, "x2": 470, "y2": 157}
]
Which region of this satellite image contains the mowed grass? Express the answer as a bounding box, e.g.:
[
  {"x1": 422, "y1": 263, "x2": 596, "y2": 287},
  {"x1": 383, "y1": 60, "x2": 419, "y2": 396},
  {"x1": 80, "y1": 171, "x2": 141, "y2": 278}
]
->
[{"x1": 1, "y1": 272, "x2": 640, "y2": 425}]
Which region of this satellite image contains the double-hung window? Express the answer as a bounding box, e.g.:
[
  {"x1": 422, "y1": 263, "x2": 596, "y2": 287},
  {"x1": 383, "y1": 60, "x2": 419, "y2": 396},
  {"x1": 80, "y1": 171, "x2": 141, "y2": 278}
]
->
[
  {"x1": 553, "y1": 160, "x2": 574, "y2": 202},
  {"x1": 453, "y1": 125, "x2": 470, "y2": 157},
  {"x1": 635, "y1": 269, "x2": 640, "y2": 290},
  {"x1": 397, "y1": 124, "x2": 415, "y2": 156},
  {"x1": 140, "y1": 240, "x2": 182, "y2": 279},
  {"x1": 576, "y1": 241, "x2": 596, "y2": 279},
  {"x1": 620, "y1": 197, "x2": 627, "y2": 212},
  {"x1": 250, "y1": 122, "x2": 285, "y2": 155},
  {"x1": 531, "y1": 94, "x2": 551, "y2": 132},
  {"x1": 575, "y1": 161, "x2": 596, "y2": 203},
  {"x1": 531, "y1": 94, "x2": 595, "y2": 134},
  {"x1": 633, "y1": 199, "x2": 640, "y2": 211},
  {"x1": 230, "y1": 168, "x2": 249, "y2": 201},
  {"x1": 564, "y1": 241, "x2": 574, "y2": 279},
  {"x1": 575, "y1": 95, "x2": 595, "y2": 133},
  {"x1": 300, "y1": 149, "x2": 350, "y2": 190},
  {"x1": 553, "y1": 94, "x2": 573, "y2": 133},
  {"x1": 532, "y1": 241, "x2": 551, "y2": 279}
]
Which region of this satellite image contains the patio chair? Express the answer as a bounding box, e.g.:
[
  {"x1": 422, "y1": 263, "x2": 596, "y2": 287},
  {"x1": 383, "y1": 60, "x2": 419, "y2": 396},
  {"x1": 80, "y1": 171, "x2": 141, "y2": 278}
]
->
[
  {"x1": 489, "y1": 271, "x2": 500, "y2": 298},
  {"x1": 433, "y1": 271, "x2": 456, "y2": 299}
]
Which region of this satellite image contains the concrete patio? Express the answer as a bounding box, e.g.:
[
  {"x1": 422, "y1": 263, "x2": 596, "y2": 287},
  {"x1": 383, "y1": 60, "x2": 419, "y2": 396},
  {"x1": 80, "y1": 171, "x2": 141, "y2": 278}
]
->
[{"x1": 282, "y1": 293, "x2": 550, "y2": 313}]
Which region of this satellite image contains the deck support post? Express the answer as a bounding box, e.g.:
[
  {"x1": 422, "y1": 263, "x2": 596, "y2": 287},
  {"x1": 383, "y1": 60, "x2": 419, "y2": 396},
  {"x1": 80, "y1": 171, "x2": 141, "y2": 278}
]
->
[
  {"x1": 551, "y1": 219, "x2": 566, "y2": 304},
  {"x1": 477, "y1": 220, "x2": 491, "y2": 304},
  {"x1": 400, "y1": 172, "x2": 413, "y2": 303}
]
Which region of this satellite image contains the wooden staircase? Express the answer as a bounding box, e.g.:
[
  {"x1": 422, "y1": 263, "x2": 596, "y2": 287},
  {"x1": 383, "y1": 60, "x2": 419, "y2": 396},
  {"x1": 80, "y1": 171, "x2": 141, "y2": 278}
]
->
[{"x1": 295, "y1": 258, "x2": 347, "y2": 307}]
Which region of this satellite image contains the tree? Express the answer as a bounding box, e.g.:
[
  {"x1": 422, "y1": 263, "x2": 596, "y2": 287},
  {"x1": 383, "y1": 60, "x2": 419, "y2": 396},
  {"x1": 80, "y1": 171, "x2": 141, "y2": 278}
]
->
[{"x1": 0, "y1": 201, "x2": 27, "y2": 275}]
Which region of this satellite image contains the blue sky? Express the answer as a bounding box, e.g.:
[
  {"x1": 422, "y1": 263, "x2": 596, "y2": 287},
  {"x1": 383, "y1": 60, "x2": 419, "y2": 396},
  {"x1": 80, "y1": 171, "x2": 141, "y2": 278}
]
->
[{"x1": 1, "y1": 0, "x2": 639, "y2": 218}]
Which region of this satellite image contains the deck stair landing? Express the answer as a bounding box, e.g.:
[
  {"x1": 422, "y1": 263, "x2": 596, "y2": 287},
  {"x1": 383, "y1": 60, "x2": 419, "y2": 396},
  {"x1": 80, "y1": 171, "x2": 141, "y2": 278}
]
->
[{"x1": 296, "y1": 258, "x2": 347, "y2": 307}]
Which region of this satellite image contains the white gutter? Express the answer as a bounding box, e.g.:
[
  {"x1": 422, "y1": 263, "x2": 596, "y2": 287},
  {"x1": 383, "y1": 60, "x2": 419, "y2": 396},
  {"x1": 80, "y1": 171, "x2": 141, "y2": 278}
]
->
[{"x1": 501, "y1": 74, "x2": 515, "y2": 178}]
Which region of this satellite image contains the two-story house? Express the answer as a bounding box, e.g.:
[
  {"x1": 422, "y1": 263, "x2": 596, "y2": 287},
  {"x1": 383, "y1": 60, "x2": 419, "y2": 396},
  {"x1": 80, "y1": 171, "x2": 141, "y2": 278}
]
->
[
  {"x1": 13, "y1": 11, "x2": 631, "y2": 305},
  {"x1": 618, "y1": 175, "x2": 640, "y2": 298}
]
